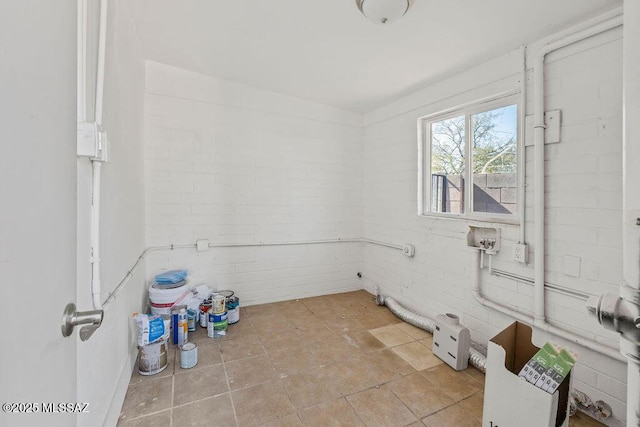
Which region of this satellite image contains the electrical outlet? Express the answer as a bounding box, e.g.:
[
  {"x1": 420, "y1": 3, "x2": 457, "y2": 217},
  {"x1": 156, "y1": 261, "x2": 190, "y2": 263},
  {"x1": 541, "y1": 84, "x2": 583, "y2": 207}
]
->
[{"x1": 513, "y1": 243, "x2": 528, "y2": 263}]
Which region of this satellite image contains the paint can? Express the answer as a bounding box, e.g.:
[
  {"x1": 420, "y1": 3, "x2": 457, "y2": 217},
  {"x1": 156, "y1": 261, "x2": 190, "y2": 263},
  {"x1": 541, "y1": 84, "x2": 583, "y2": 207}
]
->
[
  {"x1": 187, "y1": 309, "x2": 197, "y2": 332},
  {"x1": 138, "y1": 341, "x2": 168, "y2": 376},
  {"x1": 199, "y1": 303, "x2": 211, "y2": 328},
  {"x1": 180, "y1": 342, "x2": 198, "y2": 369},
  {"x1": 171, "y1": 304, "x2": 187, "y2": 345},
  {"x1": 227, "y1": 296, "x2": 240, "y2": 324},
  {"x1": 211, "y1": 294, "x2": 226, "y2": 314},
  {"x1": 207, "y1": 310, "x2": 228, "y2": 338}
]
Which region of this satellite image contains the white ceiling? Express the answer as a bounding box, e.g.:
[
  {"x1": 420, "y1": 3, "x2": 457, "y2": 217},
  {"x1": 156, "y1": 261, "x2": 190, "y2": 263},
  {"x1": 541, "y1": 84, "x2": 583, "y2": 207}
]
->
[{"x1": 129, "y1": 0, "x2": 620, "y2": 113}]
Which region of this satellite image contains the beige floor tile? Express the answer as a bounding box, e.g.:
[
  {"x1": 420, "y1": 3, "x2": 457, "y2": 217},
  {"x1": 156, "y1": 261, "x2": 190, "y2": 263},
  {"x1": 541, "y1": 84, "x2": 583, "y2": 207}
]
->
[
  {"x1": 299, "y1": 397, "x2": 365, "y2": 427},
  {"x1": 324, "y1": 315, "x2": 367, "y2": 334},
  {"x1": 295, "y1": 324, "x2": 336, "y2": 345},
  {"x1": 357, "y1": 313, "x2": 398, "y2": 330},
  {"x1": 308, "y1": 338, "x2": 363, "y2": 367},
  {"x1": 250, "y1": 313, "x2": 292, "y2": 334},
  {"x1": 391, "y1": 342, "x2": 443, "y2": 371},
  {"x1": 418, "y1": 337, "x2": 434, "y2": 348},
  {"x1": 173, "y1": 363, "x2": 228, "y2": 406},
  {"x1": 262, "y1": 413, "x2": 304, "y2": 427},
  {"x1": 259, "y1": 327, "x2": 301, "y2": 352},
  {"x1": 129, "y1": 345, "x2": 175, "y2": 385},
  {"x1": 243, "y1": 302, "x2": 283, "y2": 317},
  {"x1": 219, "y1": 334, "x2": 265, "y2": 362},
  {"x1": 119, "y1": 293, "x2": 493, "y2": 427},
  {"x1": 422, "y1": 401, "x2": 480, "y2": 427},
  {"x1": 118, "y1": 376, "x2": 173, "y2": 421},
  {"x1": 226, "y1": 354, "x2": 277, "y2": 390},
  {"x1": 362, "y1": 348, "x2": 416, "y2": 377},
  {"x1": 232, "y1": 382, "x2": 295, "y2": 427},
  {"x1": 271, "y1": 299, "x2": 313, "y2": 314},
  {"x1": 463, "y1": 365, "x2": 486, "y2": 385},
  {"x1": 571, "y1": 411, "x2": 606, "y2": 426},
  {"x1": 325, "y1": 357, "x2": 402, "y2": 396},
  {"x1": 369, "y1": 324, "x2": 415, "y2": 348},
  {"x1": 281, "y1": 367, "x2": 343, "y2": 409},
  {"x1": 346, "y1": 331, "x2": 387, "y2": 353},
  {"x1": 396, "y1": 323, "x2": 432, "y2": 340},
  {"x1": 116, "y1": 409, "x2": 171, "y2": 427},
  {"x1": 420, "y1": 364, "x2": 483, "y2": 402},
  {"x1": 172, "y1": 394, "x2": 235, "y2": 426},
  {"x1": 346, "y1": 385, "x2": 418, "y2": 427},
  {"x1": 387, "y1": 373, "x2": 456, "y2": 419},
  {"x1": 222, "y1": 318, "x2": 257, "y2": 340},
  {"x1": 458, "y1": 392, "x2": 484, "y2": 420},
  {"x1": 267, "y1": 346, "x2": 320, "y2": 377},
  {"x1": 300, "y1": 295, "x2": 334, "y2": 315},
  {"x1": 179, "y1": 338, "x2": 222, "y2": 369}
]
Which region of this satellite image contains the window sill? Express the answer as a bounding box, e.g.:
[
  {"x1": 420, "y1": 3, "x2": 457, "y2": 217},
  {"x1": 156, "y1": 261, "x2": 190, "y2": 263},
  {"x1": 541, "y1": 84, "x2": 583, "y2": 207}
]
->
[{"x1": 418, "y1": 212, "x2": 520, "y2": 226}]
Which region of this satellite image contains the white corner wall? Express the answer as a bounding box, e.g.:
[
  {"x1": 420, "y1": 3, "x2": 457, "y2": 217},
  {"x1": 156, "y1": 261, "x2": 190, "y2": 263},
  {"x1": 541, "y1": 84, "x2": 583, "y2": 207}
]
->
[
  {"x1": 76, "y1": 1, "x2": 147, "y2": 426},
  {"x1": 143, "y1": 61, "x2": 364, "y2": 304},
  {"x1": 362, "y1": 22, "x2": 627, "y2": 427}
]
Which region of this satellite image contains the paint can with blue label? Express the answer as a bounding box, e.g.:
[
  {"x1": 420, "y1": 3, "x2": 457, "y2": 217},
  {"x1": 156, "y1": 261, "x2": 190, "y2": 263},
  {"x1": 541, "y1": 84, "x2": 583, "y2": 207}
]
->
[
  {"x1": 187, "y1": 309, "x2": 197, "y2": 332},
  {"x1": 180, "y1": 342, "x2": 198, "y2": 369},
  {"x1": 227, "y1": 296, "x2": 240, "y2": 324},
  {"x1": 207, "y1": 310, "x2": 228, "y2": 338}
]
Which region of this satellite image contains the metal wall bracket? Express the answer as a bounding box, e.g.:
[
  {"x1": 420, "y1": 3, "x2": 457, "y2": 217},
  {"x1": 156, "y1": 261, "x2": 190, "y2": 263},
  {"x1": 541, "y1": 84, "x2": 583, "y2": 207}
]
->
[{"x1": 61, "y1": 303, "x2": 104, "y2": 341}]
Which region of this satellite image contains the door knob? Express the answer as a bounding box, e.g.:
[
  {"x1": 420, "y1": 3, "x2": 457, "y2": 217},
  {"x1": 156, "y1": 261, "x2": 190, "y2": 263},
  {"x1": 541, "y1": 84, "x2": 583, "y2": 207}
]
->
[{"x1": 61, "y1": 303, "x2": 103, "y2": 340}]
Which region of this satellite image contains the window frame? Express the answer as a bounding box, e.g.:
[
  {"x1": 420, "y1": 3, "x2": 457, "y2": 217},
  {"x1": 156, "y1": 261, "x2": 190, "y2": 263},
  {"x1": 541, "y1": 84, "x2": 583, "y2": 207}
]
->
[{"x1": 418, "y1": 93, "x2": 521, "y2": 224}]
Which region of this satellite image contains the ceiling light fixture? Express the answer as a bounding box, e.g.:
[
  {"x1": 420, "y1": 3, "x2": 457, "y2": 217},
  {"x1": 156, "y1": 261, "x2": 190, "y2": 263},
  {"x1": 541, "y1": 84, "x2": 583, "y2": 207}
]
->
[{"x1": 355, "y1": 0, "x2": 415, "y2": 25}]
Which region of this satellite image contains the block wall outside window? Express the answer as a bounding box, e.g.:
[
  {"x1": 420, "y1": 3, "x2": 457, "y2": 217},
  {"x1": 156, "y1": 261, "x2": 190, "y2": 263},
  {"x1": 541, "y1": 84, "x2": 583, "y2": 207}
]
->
[{"x1": 420, "y1": 96, "x2": 519, "y2": 222}]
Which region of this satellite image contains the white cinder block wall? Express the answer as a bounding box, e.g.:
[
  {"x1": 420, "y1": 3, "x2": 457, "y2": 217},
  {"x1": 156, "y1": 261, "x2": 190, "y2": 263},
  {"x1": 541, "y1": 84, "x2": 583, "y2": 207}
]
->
[
  {"x1": 143, "y1": 62, "x2": 364, "y2": 304},
  {"x1": 362, "y1": 26, "x2": 627, "y2": 425}
]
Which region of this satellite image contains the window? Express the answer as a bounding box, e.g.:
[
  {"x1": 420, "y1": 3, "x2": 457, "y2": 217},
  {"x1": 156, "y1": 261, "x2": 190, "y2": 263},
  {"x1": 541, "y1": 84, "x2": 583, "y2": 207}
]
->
[{"x1": 420, "y1": 96, "x2": 519, "y2": 221}]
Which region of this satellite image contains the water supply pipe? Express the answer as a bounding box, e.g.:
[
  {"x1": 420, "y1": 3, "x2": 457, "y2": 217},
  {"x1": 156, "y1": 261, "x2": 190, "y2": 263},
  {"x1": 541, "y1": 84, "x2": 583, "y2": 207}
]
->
[
  {"x1": 518, "y1": 45, "x2": 527, "y2": 245},
  {"x1": 532, "y1": 12, "x2": 623, "y2": 329},
  {"x1": 468, "y1": 11, "x2": 625, "y2": 363},
  {"x1": 89, "y1": 0, "x2": 108, "y2": 310}
]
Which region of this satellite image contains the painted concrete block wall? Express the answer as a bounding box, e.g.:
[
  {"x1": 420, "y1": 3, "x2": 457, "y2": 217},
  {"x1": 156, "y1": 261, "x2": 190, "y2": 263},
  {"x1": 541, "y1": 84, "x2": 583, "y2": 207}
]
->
[
  {"x1": 362, "y1": 26, "x2": 626, "y2": 425},
  {"x1": 75, "y1": 1, "x2": 147, "y2": 425},
  {"x1": 143, "y1": 61, "x2": 364, "y2": 305}
]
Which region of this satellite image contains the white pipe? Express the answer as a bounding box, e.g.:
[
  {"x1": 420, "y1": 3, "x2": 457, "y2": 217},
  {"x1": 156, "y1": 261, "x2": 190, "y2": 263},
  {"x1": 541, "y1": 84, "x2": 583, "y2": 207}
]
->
[
  {"x1": 533, "y1": 15, "x2": 623, "y2": 325},
  {"x1": 90, "y1": 0, "x2": 108, "y2": 310},
  {"x1": 94, "y1": 0, "x2": 108, "y2": 126},
  {"x1": 90, "y1": 161, "x2": 102, "y2": 310},
  {"x1": 622, "y1": 3, "x2": 640, "y2": 425},
  {"x1": 518, "y1": 45, "x2": 526, "y2": 244},
  {"x1": 102, "y1": 238, "x2": 407, "y2": 306},
  {"x1": 208, "y1": 237, "x2": 405, "y2": 251},
  {"x1": 77, "y1": 0, "x2": 87, "y2": 122},
  {"x1": 472, "y1": 250, "x2": 625, "y2": 362}
]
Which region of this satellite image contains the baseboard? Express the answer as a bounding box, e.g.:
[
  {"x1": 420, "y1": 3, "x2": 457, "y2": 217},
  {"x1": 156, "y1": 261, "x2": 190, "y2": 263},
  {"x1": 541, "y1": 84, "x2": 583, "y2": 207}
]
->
[{"x1": 102, "y1": 345, "x2": 137, "y2": 427}]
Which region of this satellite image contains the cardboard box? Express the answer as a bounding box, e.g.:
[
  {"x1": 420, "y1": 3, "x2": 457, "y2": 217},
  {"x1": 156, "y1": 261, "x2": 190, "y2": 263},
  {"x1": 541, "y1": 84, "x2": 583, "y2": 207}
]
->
[{"x1": 482, "y1": 322, "x2": 570, "y2": 427}]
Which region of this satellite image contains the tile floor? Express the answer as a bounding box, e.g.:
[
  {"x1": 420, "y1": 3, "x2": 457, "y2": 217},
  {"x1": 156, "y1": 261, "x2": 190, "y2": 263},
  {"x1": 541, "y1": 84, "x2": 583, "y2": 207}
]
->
[{"x1": 118, "y1": 290, "x2": 603, "y2": 427}]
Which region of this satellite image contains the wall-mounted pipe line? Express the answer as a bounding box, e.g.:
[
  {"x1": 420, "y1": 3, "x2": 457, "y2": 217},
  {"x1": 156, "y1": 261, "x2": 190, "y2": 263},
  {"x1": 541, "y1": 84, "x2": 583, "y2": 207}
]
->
[
  {"x1": 479, "y1": 254, "x2": 592, "y2": 301},
  {"x1": 473, "y1": 250, "x2": 625, "y2": 362},
  {"x1": 102, "y1": 238, "x2": 408, "y2": 307},
  {"x1": 532, "y1": 13, "x2": 623, "y2": 326}
]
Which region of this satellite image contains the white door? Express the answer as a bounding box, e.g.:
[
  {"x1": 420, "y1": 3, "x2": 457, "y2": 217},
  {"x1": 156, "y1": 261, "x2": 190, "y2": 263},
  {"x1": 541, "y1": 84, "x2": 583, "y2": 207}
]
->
[{"x1": 0, "y1": 1, "x2": 79, "y2": 426}]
